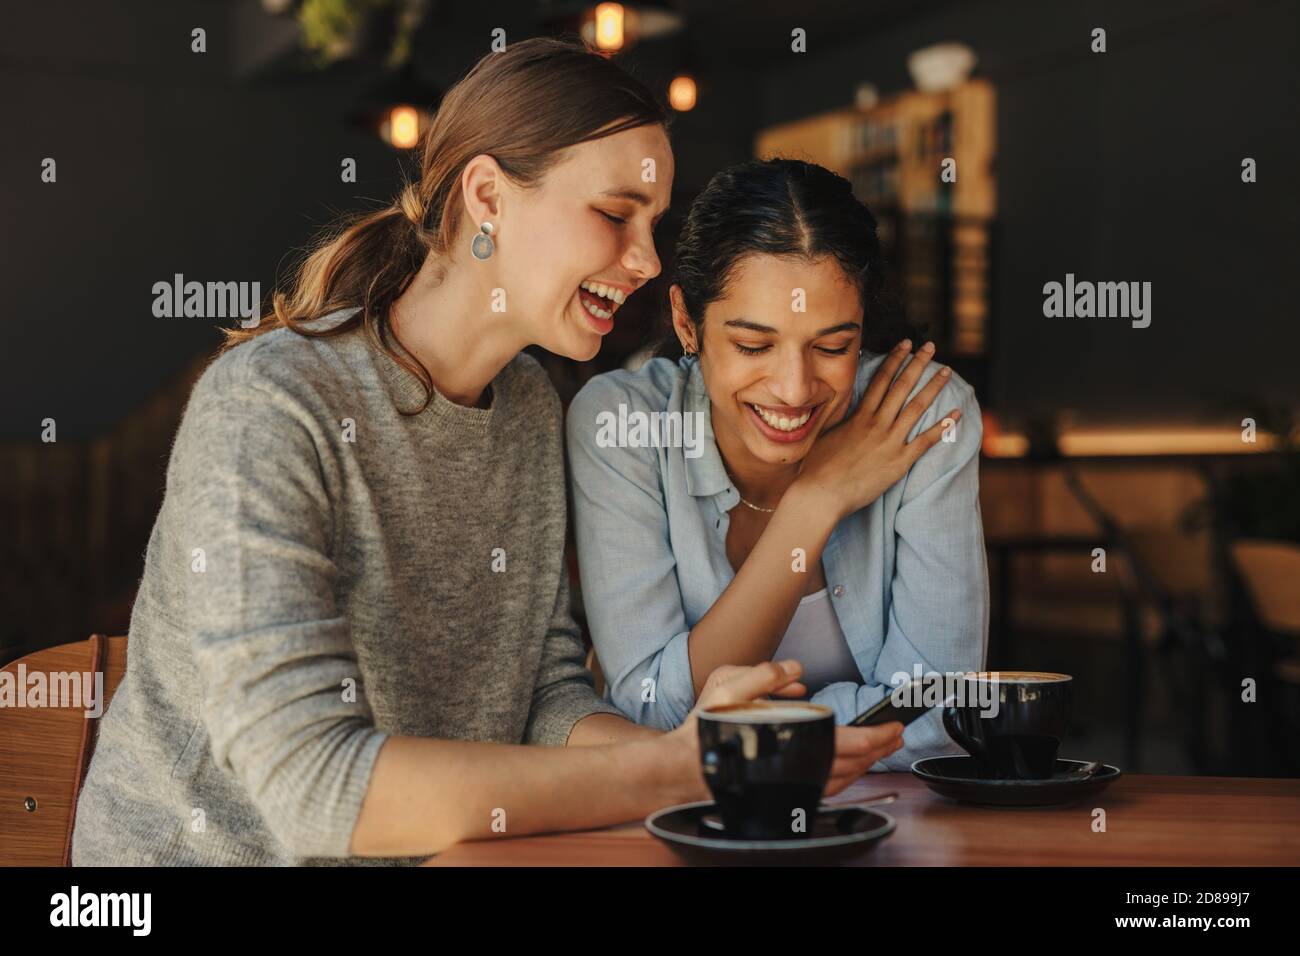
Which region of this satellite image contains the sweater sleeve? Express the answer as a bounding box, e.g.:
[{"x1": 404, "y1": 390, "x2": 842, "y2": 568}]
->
[{"x1": 170, "y1": 371, "x2": 388, "y2": 858}]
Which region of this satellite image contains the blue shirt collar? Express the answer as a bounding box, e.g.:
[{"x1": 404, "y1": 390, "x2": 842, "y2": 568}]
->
[{"x1": 679, "y1": 356, "x2": 733, "y2": 500}]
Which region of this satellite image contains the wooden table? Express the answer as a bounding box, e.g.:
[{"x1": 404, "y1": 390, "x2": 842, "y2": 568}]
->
[{"x1": 423, "y1": 772, "x2": 1300, "y2": 866}]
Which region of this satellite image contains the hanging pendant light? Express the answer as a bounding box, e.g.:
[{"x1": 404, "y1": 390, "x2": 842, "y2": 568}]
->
[
  {"x1": 592, "y1": 3, "x2": 625, "y2": 51},
  {"x1": 348, "y1": 62, "x2": 442, "y2": 150},
  {"x1": 562, "y1": 1, "x2": 684, "y2": 55},
  {"x1": 668, "y1": 73, "x2": 697, "y2": 111}
]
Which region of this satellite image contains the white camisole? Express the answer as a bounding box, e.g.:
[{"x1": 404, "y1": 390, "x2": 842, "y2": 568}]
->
[{"x1": 771, "y1": 588, "x2": 861, "y2": 695}]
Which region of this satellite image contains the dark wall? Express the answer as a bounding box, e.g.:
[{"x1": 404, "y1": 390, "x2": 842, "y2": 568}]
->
[
  {"x1": 0, "y1": 3, "x2": 404, "y2": 441},
  {"x1": 758, "y1": 0, "x2": 1300, "y2": 422},
  {"x1": 0, "y1": 0, "x2": 766, "y2": 442},
  {"x1": 2, "y1": 0, "x2": 1296, "y2": 442}
]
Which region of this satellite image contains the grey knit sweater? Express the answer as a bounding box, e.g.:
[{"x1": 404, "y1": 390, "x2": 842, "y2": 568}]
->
[{"x1": 71, "y1": 308, "x2": 622, "y2": 866}]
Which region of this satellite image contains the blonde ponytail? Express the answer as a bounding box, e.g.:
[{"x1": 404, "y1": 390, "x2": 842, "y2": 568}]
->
[{"x1": 221, "y1": 37, "x2": 667, "y2": 414}]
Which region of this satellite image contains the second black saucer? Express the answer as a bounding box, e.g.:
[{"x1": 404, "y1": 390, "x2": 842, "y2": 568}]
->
[{"x1": 912, "y1": 756, "x2": 1122, "y2": 807}]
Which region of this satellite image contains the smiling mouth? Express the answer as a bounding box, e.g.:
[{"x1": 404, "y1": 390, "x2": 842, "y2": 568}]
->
[
  {"x1": 746, "y1": 402, "x2": 821, "y2": 433},
  {"x1": 578, "y1": 279, "x2": 627, "y2": 321}
]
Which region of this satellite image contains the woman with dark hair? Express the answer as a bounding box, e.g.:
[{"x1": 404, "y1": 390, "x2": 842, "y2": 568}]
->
[
  {"x1": 569, "y1": 158, "x2": 988, "y2": 768},
  {"x1": 72, "y1": 44, "x2": 897, "y2": 866}
]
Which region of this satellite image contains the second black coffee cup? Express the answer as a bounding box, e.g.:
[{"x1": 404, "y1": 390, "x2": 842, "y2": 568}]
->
[{"x1": 942, "y1": 671, "x2": 1072, "y2": 780}]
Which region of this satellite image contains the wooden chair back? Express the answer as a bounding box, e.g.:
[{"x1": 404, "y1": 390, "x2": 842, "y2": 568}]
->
[{"x1": 0, "y1": 634, "x2": 127, "y2": 866}]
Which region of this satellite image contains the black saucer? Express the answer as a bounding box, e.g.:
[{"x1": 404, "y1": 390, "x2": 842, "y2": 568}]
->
[
  {"x1": 912, "y1": 756, "x2": 1122, "y2": 807},
  {"x1": 645, "y1": 800, "x2": 895, "y2": 865}
]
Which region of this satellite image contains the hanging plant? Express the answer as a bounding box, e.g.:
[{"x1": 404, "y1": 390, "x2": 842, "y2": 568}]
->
[{"x1": 296, "y1": 0, "x2": 426, "y2": 69}]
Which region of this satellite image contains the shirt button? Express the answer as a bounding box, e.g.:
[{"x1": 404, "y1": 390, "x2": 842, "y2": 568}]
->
[{"x1": 832, "y1": 585, "x2": 845, "y2": 597}]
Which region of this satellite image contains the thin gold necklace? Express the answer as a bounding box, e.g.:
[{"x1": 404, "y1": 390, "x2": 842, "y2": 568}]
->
[{"x1": 724, "y1": 470, "x2": 778, "y2": 513}]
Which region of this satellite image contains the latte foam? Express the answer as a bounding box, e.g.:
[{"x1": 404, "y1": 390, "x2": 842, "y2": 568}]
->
[{"x1": 700, "y1": 702, "x2": 831, "y2": 723}]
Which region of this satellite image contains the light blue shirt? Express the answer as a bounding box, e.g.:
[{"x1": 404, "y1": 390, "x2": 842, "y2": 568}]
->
[{"x1": 566, "y1": 352, "x2": 989, "y2": 771}]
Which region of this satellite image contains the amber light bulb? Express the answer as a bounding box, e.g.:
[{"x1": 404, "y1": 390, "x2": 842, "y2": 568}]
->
[
  {"x1": 388, "y1": 105, "x2": 420, "y2": 149},
  {"x1": 668, "y1": 74, "x2": 697, "y2": 112},
  {"x1": 593, "y1": 3, "x2": 625, "y2": 52}
]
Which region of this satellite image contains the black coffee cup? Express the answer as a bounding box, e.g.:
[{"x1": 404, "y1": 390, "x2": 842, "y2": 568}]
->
[
  {"x1": 697, "y1": 700, "x2": 835, "y2": 840},
  {"x1": 942, "y1": 671, "x2": 1073, "y2": 780}
]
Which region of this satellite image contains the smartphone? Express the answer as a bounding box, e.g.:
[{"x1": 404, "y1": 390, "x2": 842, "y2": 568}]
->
[{"x1": 849, "y1": 681, "x2": 933, "y2": 728}]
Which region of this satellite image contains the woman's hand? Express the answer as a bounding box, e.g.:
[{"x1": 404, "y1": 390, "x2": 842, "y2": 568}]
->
[
  {"x1": 666, "y1": 661, "x2": 807, "y2": 776},
  {"x1": 665, "y1": 660, "x2": 905, "y2": 800},
  {"x1": 825, "y1": 723, "x2": 904, "y2": 795},
  {"x1": 793, "y1": 339, "x2": 960, "y2": 523},
  {"x1": 694, "y1": 659, "x2": 811, "y2": 708}
]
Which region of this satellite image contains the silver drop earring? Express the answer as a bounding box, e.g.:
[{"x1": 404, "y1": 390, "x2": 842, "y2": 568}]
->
[{"x1": 470, "y1": 221, "x2": 495, "y2": 260}]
